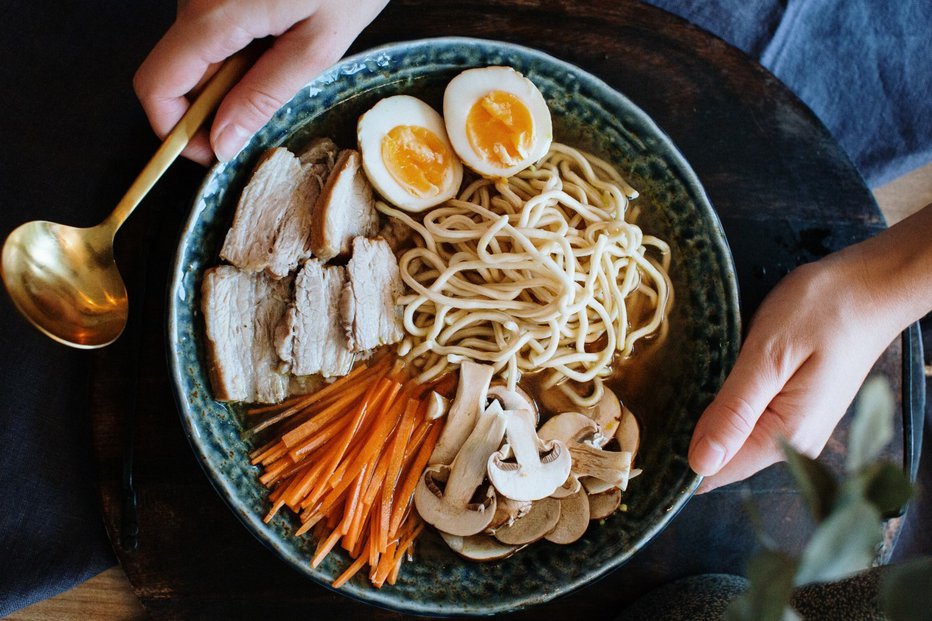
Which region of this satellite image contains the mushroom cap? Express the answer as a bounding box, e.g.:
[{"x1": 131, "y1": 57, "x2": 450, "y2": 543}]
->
[
  {"x1": 487, "y1": 384, "x2": 538, "y2": 425},
  {"x1": 487, "y1": 494, "x2": 533, "y2": 532},
  {"x1": 440, "y1": 531, "x2": 521, "y2": 561},
  {"x1": 586, "y1": 388, "x2": 622, "y2": 444},
  {"x1": 545, "y1": 488, "x2": 590, "y2": 544},
  {"x1": 538, "y1": 411, "x2": 601, "y2": 445},
  {"x1": 587, "y1": 487, "x2": 622, "y2": 520},
  {"x1": 415, "y1": 464, "x2": 497, "y2": 536},
  {"x1": 615, "y1": 404, "x2": 640, "y2": 456},
  {"x1": 487, "y1": 410, "x2": 573, "y2": 502},
  {"x1": 494, "y1": 497, "x2": 562, "y2": 545}
]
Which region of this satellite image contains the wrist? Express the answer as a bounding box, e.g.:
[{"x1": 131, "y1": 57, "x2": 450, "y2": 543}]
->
[{"x1": 835, "y1": 203, "x2": 932, "y2": 337}]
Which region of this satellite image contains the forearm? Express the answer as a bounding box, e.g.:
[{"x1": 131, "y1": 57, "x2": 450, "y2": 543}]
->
[{"x1": 838, "y1": 201, "x2": 932, "y2": 339}]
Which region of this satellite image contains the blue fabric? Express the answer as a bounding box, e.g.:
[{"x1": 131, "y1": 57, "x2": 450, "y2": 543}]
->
[
  {"x1": 646, "y1": 0, "x2": 932, "y2": 187},
  {"x1": 0, "y1": 0, "x2": 929, "y2": 616}
]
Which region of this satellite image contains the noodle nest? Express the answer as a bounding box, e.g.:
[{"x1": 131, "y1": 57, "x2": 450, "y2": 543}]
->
[{"x1": 377, "y1": 143, "x2": 672, "y2": 406}]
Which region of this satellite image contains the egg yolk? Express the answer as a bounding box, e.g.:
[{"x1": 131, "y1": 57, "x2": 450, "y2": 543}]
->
[
  {"x1": 466, "y1": 91, "x2": 534, "y2": 169},
  {"x1": 381, "y1": 125, "x2": 451, "y2": 198}
]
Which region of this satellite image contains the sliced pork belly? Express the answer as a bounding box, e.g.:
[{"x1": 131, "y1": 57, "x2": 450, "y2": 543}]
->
[
  {"x1": 342, "y1": 237, "x2": 405, "y2": 351},
  {"x1": 276, "y1": 259, "x2": 355, "y2": 377},
  {"x1": 202, "y1": 266, "x2": 293, "y2": 403},
  {"x1": 311, "y1": 149, "x2": 379, "y2": 261},
  {"x1": 221, "y1": 146, "x2": 339, "y2": 279}
]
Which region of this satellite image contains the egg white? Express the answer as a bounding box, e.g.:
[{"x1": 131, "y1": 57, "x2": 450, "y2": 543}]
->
[
  {"x1": 443, "y1": 66, "x2": 553, "y2": 179},
  {"x1": 357, "y1": 95, "x2": 463, "y2": 212}
]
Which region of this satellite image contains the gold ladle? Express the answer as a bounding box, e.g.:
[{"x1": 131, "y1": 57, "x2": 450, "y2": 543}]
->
[{"x1": 1, "y1": 51, "x2": 252, "y2": 349}]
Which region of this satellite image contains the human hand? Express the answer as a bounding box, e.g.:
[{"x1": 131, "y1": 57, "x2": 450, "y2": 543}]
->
[
  {"x1": 688, "y1": 203, "x2": 932, "y2": 492},
  {"x1": 134, "y1": 0, "x2": 389, "y2": 165}
]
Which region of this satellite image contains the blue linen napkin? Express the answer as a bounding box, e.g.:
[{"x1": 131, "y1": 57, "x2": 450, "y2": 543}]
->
[
  {"x1": 0, "y1": 0, "x2": 929, "y2": 616},
  {"x1": 645, "y1": 0, "x2": 932, "y2": 187}
]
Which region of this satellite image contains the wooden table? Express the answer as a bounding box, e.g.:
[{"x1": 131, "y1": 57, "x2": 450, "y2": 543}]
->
[{"x1": 10, "y1": 0, "x2": 932, "y2": 618}]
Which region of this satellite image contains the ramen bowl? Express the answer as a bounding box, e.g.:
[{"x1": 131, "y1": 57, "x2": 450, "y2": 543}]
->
[{"x1": 168, "y1": 37, "x2": 740, "y2": 615}]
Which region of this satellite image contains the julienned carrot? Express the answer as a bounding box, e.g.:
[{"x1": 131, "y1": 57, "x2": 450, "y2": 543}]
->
[
  {"x1": 389, "y1": 422, "x2": 442, "y2": 536},
  {"x1": 281, "y1": 379, "x2": 377, "y2": 448},
  {"x1": 332, "y1": 552, "x2": 368, "y2": 588},
  {"x1": 251, "y1": 359, "x2": 442, "y2": 590},
  {"x1": 379, "y1": 400, "x2": 420, "y2": 547},
  {"x1": 302, "y1": 379, "x2": 396, "y2": 507},
  {"x1": 311, "y1": 527, "x2": 342, "y2": 568}
]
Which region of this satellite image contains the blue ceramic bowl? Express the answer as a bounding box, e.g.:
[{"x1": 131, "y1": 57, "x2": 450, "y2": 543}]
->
[{"x1": 168, "y1": 37, "x2": 740, "y2": 615}]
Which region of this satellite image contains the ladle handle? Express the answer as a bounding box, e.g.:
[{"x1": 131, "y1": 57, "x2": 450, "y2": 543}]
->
[{"x1": 105, "y1": 48, "x2": 256, "y2": 231}]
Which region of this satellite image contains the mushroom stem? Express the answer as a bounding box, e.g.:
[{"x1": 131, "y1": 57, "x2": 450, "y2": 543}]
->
[{"x1": 446, "y1": 410, "x2": 506, "y2": 505}]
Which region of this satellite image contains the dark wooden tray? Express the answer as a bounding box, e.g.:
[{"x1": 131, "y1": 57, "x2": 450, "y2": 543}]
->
[{"x1": 90, "y1": 1, "x2": 922, "y2": 619}]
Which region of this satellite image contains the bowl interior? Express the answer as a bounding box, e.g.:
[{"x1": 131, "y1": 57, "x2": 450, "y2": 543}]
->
[{"x1": 168, "y1": 37, "x2": 739, "y2": 615}]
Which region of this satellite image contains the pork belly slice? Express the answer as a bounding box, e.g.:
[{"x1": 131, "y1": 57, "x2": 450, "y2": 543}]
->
[
  {"x1": 221, "y1": 146, "x2": 336, "y2": 279},
  {"x1": 312, "y1": 149, "x2": 379, "y2": 262},
  {"x1": 276, "y1": 260, "x2": 356, "y2": 378},
  {"x1": 202, "y1": 266, "x2": 293, "y2": 404},
  {"x1": 342, "y1": 237, "x2": 405, "y2": 352}
]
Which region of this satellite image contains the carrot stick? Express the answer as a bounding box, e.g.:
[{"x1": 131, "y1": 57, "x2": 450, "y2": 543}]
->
[
  {"x1": 281, "y1": 381, "x2": 374, "y2": 448},
  {"x1": 389, "y1": 422, "x2": 441, "y2": 535},
  {"x1": 379, "y1": 399, "x2": 420, "y2": 543},
  {"x1": 331, "y1": 553, "x2": 368, "y2": 589},
  {"x1": 311, "y1": 528, "x2": 342, "y2": 568},
  {"x1": 372, "y1": 540, "x2": 398, "y2": 587},
  {"x1": 247, "y1": 391, "x2": 316, "y2": 415},
  {"x1": 288, "y1": 414, "x2": 352, "y2": 462}
]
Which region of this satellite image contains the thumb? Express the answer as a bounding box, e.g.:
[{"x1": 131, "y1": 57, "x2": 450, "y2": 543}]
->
[
  {"x1": 209, "y1": 19, "x2": 349, "y2": 161},
  {"x1": 688, "y1": 341, "x2": 791, "y2": 477}
]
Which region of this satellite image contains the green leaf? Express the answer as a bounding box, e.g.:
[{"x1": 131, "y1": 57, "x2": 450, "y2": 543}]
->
[
  {"x1": 846, "y1": 377, "x2": 895, "y2": 473},
  {"x1": 795, "y1": 500, "x2": 882, "y2": 585},
  {"x1": 780, "y1": 439, "x2": 837, "y2": 523},
  {"x1": 849, "y1": 462, "x2": 913, "y2": 516},
  {"x1": 725, "y1": 549, "x2": 799, "y2": 621},
  {"x1": 881, "y1": 557, "x2": 932, "y2": 621}
]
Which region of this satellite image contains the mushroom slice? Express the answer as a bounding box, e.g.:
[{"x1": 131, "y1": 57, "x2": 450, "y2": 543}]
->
[
  {"x1": 429, "y1": 361, "x2": 495, "y2": 466},
  {"x1": 549, "y1": 473, "x2": 582, "y2": 499},
  {"x1": 588, "y1": 488, "x2": 622, "y2": 520},
  {"x1": 487, "y1": 494, "x2": 533, "y2": 532},
  {"x1": 538, "y1": 411, "x2": 601, "y2": 445},
  {"x1": 494, "y1": 497, "x2": 562, "y2": 545},
  {"x1": 487, "y1": 410, "x2": 572, "y2": 502},
  {"x1": 487, "y1": 384, "x2": 538, "y2": 425},
  {"x1": 545, "y1": 489, "x2": 590, "y2": 544},
  {"x1": 425, "y1": 391, "x2": 450, "y2": 421},
  {"x1": 415, "y1": 408, "x2": 506, "y2": 536},
  {"x1": 439, "y1": 532, "x2": 521, "y2": 561},
  {"x1": 616, "y1": 404, "x2": 640, "y2": 456},
  {"x1": 584, "y1": 388, "x2": 622, "y2": 446},
  {"x1": 569, "y1": 442, "x2": 634, "y2": 492}
]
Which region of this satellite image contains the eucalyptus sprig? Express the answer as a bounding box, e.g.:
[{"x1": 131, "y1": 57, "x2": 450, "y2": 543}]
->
[{"x1": 726, "y1": 377, "x2": 929, "y2": 621}]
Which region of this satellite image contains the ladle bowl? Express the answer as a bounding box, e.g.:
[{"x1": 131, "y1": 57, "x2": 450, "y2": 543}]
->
[{"x1": 0, "y1": 50, "x2": 253, "y2": 348}]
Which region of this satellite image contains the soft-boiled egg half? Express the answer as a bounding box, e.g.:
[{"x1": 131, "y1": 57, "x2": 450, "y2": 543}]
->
[
  {"x1": 443, "y1": 66, "x2": 552, "y2": 179},
  {"x1": 357, "y1": 95, "x2": 463, "y2": 212}
]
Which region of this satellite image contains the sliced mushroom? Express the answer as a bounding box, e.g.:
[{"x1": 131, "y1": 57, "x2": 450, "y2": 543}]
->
[
  {"x1": 487, "y1": 494, "x2": 533, "y2": 532},
  {"x1": 439, "y1": 532, "x2": 521, "y2": 561},
  {"x1": 549, "y1": 473, "x2": 582, "y2": 499},
  {"x1": 545, "y1": 489, "x2": 590, "y2": 544},
  {"x1": 615, "y1": 404, "x2": 640, "y2": 456},
  {"x1": 569, "y1": 442, "x2": 634, "y2": 493},
  {"x1": 588, "y1": 488, "x2": 622, "y2": 520},
  {"x1": 487, "y1": 410, "x2": 572, "y2": 502},
  {"x1": 585, "y1": 389, "x2": 622, "y2": 446},
  {"x1": 425, "y1": 391, "x2": 450, "y2": 421},
  {"x1": 487, "y1": 384, "x2": 538, "y2": 425},
  {"x1": 538, "y1": 411, "x2": 601, "y2": 445},
  {"x1": 429, "y1": 361, "x2": 494, "y2": 466},
  {"x1": 415, "y1": 408, "x2": 506, "y2": 536},
  {"x1": 494, "y1": 497, "x2": 562, "y2": 545}
]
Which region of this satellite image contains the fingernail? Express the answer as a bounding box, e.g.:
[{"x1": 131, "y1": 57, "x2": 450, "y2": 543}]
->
[
  {"x1": 692, "y1": 436, "x2": 727, "y2": 475},
  {"x1": 213, "y1": 123, "x2": 251, "y2": 162}
]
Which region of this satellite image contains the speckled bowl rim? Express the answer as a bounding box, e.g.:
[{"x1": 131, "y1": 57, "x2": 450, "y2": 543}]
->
[{"x1": 168, "y1": 36, "x2": 740, "y2": 616}]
